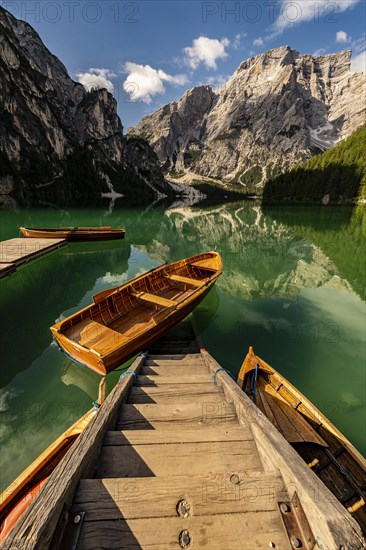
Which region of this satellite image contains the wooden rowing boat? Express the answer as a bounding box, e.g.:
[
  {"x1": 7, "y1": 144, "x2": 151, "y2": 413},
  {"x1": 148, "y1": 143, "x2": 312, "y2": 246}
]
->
[
  {"x1": 0, "y1": 379, "x2": 105, "y2": 542},
  {"x1": 50, "y1": 252, "x2": 223, "y2": 375},
  {"x1": 19, "y1": 226, "x2": 125, "y2": 241},
  {"x1": 238, "y1": 346, "x2": 366, "y2": 535}
]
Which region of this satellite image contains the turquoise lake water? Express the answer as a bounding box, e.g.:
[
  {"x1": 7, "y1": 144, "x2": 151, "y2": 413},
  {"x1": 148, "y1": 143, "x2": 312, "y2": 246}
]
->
[{"x1": 0, "y1": 202, "x2": 365, "y2": 487}]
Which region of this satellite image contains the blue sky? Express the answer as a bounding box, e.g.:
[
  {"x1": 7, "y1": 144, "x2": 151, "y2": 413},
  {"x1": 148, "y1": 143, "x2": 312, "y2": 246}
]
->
[{"x1": 2, "y1": 0, "x2": 365, "y2": 128}]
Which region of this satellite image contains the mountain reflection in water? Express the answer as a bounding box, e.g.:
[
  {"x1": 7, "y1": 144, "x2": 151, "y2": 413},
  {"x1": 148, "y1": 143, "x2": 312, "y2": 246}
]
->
[{"x1": 0, "y1": 202, "x2": 365, "y2": 485}]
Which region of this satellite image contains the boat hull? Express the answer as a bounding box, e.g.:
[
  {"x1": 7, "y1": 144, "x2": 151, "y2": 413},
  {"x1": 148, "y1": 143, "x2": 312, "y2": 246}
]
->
[
  {"x1": 19, "y1": 227, "x2": 125, "y2": 241},
  {"x1": 53, "y1": 285, "x2": 213, "y2": 375},
  {"x1": 238, "y1": 347, "x2": 366, "y2": 535},
  {"x1": 51, "y1": 252, "x2": 222, "y2": 375},
  {"x1": 0, "y1": 409, "x2": 95, "y2": 526}
]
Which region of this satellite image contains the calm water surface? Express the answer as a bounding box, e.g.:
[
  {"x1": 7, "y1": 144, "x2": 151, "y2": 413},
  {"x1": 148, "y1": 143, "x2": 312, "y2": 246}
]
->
[{"x1": 0, "y1": 202, "x2": 365, "y2": 486}]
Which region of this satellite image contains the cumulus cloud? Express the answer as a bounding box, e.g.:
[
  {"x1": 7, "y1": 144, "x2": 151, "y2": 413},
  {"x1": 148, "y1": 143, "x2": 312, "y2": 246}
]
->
[
  {"x1": 351, "y1": 50, "x2": 366, "y2": 72},
  {"x1": 270, "y1": 0, "x2": 360, "y2": 37},
  {"x1": 336, "y1": 30, "x2": 350, "y2": 43},
  {"x1": 123, "y1": 62, "x2": 188, "y2": 103},
  {"x1": 76, "y1": 68, "x2": 116, "y2": 93},
  {"x1": 183, "y1": 36, "x2": 230, "y2": 70},
  {"x1": 253, "y1": 37, "x2": 264, "y2": 47}
]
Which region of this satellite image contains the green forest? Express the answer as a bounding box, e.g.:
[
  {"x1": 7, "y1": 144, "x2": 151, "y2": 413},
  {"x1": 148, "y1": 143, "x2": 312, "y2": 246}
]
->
[{"x1": 263, "y1": 126, "x2": 366, "y2": 203}]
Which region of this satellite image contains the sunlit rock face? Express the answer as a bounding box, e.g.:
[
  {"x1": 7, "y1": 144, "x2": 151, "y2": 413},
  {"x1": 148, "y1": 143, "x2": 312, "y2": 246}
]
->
[
  {"x1": 0, "y1": 7, "x2": 168, "y2": 206},
  {"x1": 130, "y1": 46, "x2": 366, "y2": 193},
  {"x1": 136, "y1": 203, "x2": 354, "y2": 300}
]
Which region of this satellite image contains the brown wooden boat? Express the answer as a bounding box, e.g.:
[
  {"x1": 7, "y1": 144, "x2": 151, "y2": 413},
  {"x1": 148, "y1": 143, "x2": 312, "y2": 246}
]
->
[
  {"x1": 50, "y1": 252, "x2": 222, "y2": 375},
  {"x1": 19, "y1": 226, "x2": 125, "y2": 241},
  {"x1": 238, "y1": 346, "x2": 366, "y2": 535},
  {"x1": 0, "y1": 379, "x2": 105, "y2": 542}
]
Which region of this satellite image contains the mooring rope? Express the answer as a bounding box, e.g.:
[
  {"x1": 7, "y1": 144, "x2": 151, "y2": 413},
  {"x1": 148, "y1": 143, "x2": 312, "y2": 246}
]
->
[{"x1": 212, "y1": 367, "x2": 236, "y2": 385}]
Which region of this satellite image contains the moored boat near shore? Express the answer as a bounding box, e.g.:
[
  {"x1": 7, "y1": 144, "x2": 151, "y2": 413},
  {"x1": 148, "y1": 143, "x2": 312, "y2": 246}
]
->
[
  {"x1": 50, "y1": 252, "x2": 223, "y2": 375},
  {"x1": 19, "y1": 226, "x2": 125, "y2": 241},
  {"x1": 0, "y1": 379, "x2": 105, "y2": 543},
  {"x1": 238, "y1": 346, "x2": 366, "y2": 535}
]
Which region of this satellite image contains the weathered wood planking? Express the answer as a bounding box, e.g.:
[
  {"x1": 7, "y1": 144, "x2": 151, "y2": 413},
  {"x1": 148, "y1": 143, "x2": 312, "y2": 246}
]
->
[
  {"x1": 141, "y1": 365, "x2": 209, "y2": 375},
  {"x1": 95, "y1": 440, "x2": 262, "y2": 478},
  {"x1": 72, "y1": 471, "x2": 286, "y2": 520},
  {"x1": 0, "y1": 237, "x2": 66, "y2": 265},
  {"x1": 128, "y1": 384, "x2": 224, "y2": 404},
  {"x1": 4, "y1": 332, "x2": 366, "y2": 550},
  {"x1": 103, "y1": 426, "x2": 253, "y2": 446},
  {"x1": 74, "y1": 513, "x2": 292, "y2": 550},
  {"x1": 115, "y1": 402, "x2": 238, "y2": 430},
  {"x1": 137, "y1": 374, "x2": 211, "y2": 385}
]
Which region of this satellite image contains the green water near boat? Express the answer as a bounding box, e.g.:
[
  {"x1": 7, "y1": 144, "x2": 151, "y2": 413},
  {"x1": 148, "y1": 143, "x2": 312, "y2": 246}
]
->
[{"x1": 0, "y1": 202, "x2": 365, "y2": 487}]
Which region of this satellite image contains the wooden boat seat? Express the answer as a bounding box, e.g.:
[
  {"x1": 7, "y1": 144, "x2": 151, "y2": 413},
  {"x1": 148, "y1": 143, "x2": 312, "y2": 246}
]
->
[
  {"x1": 165, "y1": 274, "x2": 202, "y2": 287},
  {"x1": 189, "y1": 259, "x2": 216, "y2": 272},
  {"x1": 64, "y1": 319, "x2": 129, "y2": 355},
  {"x1": 130, "y1": 291, "x2": 177, "y2": 308}
]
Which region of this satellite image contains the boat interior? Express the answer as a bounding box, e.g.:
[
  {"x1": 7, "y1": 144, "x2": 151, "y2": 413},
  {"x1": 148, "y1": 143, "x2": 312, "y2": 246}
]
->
[
  {"x1": 61, "y1": 257, "x2": 218, "y2": 354},
  {"x1": 244, "y1": 369, "x2": 366, "y2": 529}
]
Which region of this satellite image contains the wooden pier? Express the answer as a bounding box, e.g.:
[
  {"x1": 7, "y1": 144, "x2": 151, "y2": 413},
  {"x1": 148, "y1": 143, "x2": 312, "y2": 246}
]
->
[
  {"x1": 4, "y1": 331, "x2": 365, "y2": 549},
  {"x1": 0, "y1": 237, "x2": 66, "y2": 278}
]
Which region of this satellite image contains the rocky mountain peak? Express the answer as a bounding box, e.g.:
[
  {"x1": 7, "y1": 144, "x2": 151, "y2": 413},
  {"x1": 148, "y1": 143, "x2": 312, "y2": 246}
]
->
[
  {"x1": 130, "y1": 46, "x2": 365, "y2": 193},
  {"x1": 0, "y1": 6, "x2": 169, "y2": 206}
]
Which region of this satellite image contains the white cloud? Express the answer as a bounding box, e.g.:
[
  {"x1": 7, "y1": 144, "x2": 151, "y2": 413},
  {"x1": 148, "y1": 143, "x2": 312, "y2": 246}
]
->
[
  {"x1": 312, "y1": 48, "x2": 327, "y2": 57},
  {"x1": 183, "y1": 36, "x2": 230, "y2": 70},
  {"x1": 351, "y1": 50, "x2": 366, "y2": 72},
  {"x1": 253, "y1": 37, "x2": 264, "y2": 47},
  {"x1": 336, "y1": 30, "x2": 350, "y2": 43},
  {"x1": 232, "y1": 32, "x2": 247, "y2": 50},
  {"x1": 76, "y1": 68, "x2": 116, "y2": 93},
  {"x1": 123, "y1": 62, "x2": 188, "y2": 103},
  {"x1": 270, "y1": 0, "x2": 360, "y2": 37}
]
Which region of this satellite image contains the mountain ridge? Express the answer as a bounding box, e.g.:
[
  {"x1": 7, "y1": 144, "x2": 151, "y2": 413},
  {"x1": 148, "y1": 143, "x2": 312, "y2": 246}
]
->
[{"x1": 129, "y1": 45, "x2": 366, "y2": 194}]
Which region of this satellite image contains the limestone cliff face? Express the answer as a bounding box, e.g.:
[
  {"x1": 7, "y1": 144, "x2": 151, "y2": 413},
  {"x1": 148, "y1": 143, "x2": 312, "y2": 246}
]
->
[
  {"x1": 130, "y1": 46, "x2": 366, "y2": 193},
  {"x1": 0, "y1": 7, "x2": 168, "y2": 206}
]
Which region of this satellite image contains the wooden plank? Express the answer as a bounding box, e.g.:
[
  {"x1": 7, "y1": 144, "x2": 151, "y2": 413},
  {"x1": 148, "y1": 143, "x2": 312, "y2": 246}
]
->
[
  {"x1": 147, "y1": 353, "x2": 205, "y2": 363},
  {"x1": 0, "y1": 238, "x2": 66, "y2": 266},
  {"x1": 141, "y1": 365, "x2": 209, "y2": 376},
  {"x1": 103, "y1": 426, "x2": 252, "y2": 446},
  {"x1": 145, "y1": 359, "x2": 205, "y2": 366},
  {"x1": 95, "y1": 440, "x2": 262, "y2": 478},
  {"x1": 73, "y1": 471, "x2": 286, "y2": 520},
  {"x1": 75, "y1": 512, "x2": 291, "y2": 550},
  {"x1": 137, "y1": 374, "x2": 212, "y2": 386},
  {"x1": 2, "y1": 357, "x2": 144, "y2": 550},
  {"x1": 128, "y1": 384, "x2": 224, "y2": 404},
  {"x1": 203, "y1": 351, "x2": 366, "y2": 549},
  {"x1": 116, "y1": 402, "x2": 238, "y2": 430},
  {"x1": 131, "y1": 291, "x2": 177, "y2": 307},
  {"x1": 261, "y1": 381, "x2": 327, "y2": 446},
  {"x1": 166, "y1": 274, "x2": 202, "y2": 287}
]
